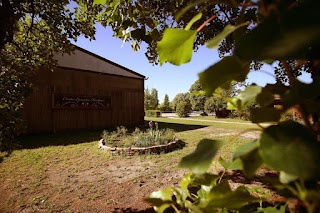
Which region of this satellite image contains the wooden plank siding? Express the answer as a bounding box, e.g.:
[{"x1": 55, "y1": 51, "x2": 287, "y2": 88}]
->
[{"x1": 23, "y1": 67, "x2": 144, "y2": 133}]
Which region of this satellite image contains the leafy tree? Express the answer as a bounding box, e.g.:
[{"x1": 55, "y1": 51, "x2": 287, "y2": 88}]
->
[
  {"x1": 170, "y1": 93, "x2": 191, "y2": 111},
  {"x1": 176, "y1": 101, "x2": 191, "y2": 118},
  {"x1": 189, "y1": 80, "x2": 207, "y2": 112},
  {"x1": 159, "y1": 94, "x2": 171, "y2": 111},
  {"x1": 150, "y1": 88, "x2": 159, "y2": 110},
  {"x1": 144, "y1": 88, "x2": 151, "y2": 110},
  {"x1": 0, "y1": 0, "x2": 100, "y2": 150},
  {"x1": 144, "y1": 88, "x2": 159, "y2": 110},
  {"x1": 204, "y1": 96, "x2": 223, "y2": 114}
]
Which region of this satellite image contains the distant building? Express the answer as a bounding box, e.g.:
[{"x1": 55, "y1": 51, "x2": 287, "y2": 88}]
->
[{"x1": 23, "y1": 46, "x2": 145, "y2": 133}]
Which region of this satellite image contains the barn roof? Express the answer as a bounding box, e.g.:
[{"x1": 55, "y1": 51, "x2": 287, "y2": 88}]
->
[{"x1": 54, "y1": 45, "x2": 145, "y2": 79}]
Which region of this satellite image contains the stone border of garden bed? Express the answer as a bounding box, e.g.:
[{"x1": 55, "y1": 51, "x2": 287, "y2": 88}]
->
[{"x1": 98, "y1": 137, "x2": 183, "y2": 155}]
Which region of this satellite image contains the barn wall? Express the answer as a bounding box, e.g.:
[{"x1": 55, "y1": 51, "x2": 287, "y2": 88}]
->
[{"x1": 23, "y1": 67, "x2": 144, "y2": 133}]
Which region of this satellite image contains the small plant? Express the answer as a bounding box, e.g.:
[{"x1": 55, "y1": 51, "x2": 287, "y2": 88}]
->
[
  {"x1": 116, "y1": 126, "x2": 127, "y2": 137},
  {"x1": 101, "y1": 126, "x2": 128, "y2": 146},
  {"x1": 132, "y1": 128, "x2": 175, "y2": 147},
  {"x1": 102, "y1": 126, "x2": 175, "y2": 148}
]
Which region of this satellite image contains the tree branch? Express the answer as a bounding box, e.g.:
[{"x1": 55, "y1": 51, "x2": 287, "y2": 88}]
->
[
  {"x1": 197, "y1": 14, "x2": 216, "y2": 32},
  {"x1": 281, "y1": 60, "x2": 295, "y2": 86},
  {"x1": 218, "y1": 5, "x2": 233, "y2": 25}
]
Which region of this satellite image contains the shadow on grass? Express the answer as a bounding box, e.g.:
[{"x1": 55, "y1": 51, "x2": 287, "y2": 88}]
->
[
  {"x1": 144, "y1": 121, "x2": 207, "y2": 132},
  {"x1": 16, "y1": 122, "x2": 205, "y2": 150},
  {"x1": 17, "y1": 130, "x2": 102, "y2": 149}
]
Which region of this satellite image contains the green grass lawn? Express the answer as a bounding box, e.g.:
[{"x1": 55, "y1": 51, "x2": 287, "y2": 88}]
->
[
  {"x1": 191, "y1": 115, "x2": 250, "y2": 123},
  {"x1": 145, "y1": 116, "x2": 257, "y2": 130},
  {"x1": 0, "y1": 118, "x2": 259, "y2": 212}
]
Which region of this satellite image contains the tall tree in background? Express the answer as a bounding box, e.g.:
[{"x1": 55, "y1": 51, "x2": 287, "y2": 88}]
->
[
  {"x1": 144, "y1": 88, "x2": 151, "y2": 110},
  {"x1": 163, "y1": 94, "x2": 171, "y2": 111},
  {"x1": 159, "y1": 94, "x2": 171, "y2": 111},
  {"x1": 150, "y1": 88, "x2": 159, "y2": 110},
  {"x1": 189, "y1": 80, "x2": 207, "y2": 112},
  {"x1": 144, "y1": 88, "x2": 159, "y2": 110},
  {"x1": 0, "y1": 0, "x2": 100, "y2": 150}
]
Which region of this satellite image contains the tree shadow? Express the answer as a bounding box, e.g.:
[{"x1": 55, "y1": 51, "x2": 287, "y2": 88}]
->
[
  {"x1": 17, "y1": 130, "x2": 102, "y2": 149},
  {"x1": 143, "y1": 121, "x2": 207, "y2": 132}
]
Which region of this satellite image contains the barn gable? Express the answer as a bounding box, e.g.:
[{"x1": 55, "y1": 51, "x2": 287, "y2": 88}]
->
[{"x1": 54, "y1": 46, "x2": 145, "y2": 79}]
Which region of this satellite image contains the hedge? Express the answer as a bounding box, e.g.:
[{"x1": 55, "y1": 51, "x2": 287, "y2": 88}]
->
[{"x1": 145, "y1": 110, "x2": 161, "y2": 117}]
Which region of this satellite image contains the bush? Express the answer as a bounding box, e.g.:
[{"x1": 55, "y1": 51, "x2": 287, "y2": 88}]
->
[
  {"x1": 145, "y1": 110, "x2": 161, "y2": 117},
  {"x1": 176, "y1": 101, "x2": 191, "y2": 117},
  {"x1": 228, "y1": 110, "x2": 248, "y2": 120},
  {"x1": 215, "y1": 109, "x2": 231, "y2": 118}
]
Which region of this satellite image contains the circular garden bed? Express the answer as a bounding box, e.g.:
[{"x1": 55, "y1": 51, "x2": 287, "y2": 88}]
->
[{"x1": 98, "y1": 126, "x2": 184, "y2": 155}]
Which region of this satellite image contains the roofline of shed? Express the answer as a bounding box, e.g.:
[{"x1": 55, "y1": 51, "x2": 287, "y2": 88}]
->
[
  {"x1": 56, "y1": 66, "x2": 145, "y2": 82},
  {"x1": 71, "y1": 44, "x2": 146, "y2": 79}
]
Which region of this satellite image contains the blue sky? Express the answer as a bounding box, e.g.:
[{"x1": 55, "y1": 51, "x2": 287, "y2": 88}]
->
[{"x1": 74, "y1": 24, "x2": 312, "y2": 103}]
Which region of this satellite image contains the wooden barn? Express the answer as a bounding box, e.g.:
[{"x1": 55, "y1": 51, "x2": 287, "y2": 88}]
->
[{"x1": 23, "y1": 46, "x2": 145, "y2": 133}]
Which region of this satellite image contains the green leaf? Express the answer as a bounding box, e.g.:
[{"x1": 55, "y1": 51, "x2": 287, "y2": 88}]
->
[
  {"x1": 227, "y1": 97, "x2": 241, "y2": 110},
  {"x1": 235, "y1": 0, "x2": 320, "y2": 60},
  {"x1": 233, "y1": 140, "x2": 259, "y2": 160},
  {"x1": 191, "y1": 173, "x2": 219, "y2": 187},
  {"x1": 93, "y1": 0, "x2": 107, "y2": 5},
  {"x1": 259, "y1": 121, "x2": 320, "y2": 179},
  {"x1": 219, "y1": 157, "x2": 243, "y2": 170},
  {"x1": 250, "y1": 108, "x2": 282, "y2": 123},
  {"x1": 146, "y1": 187, "x2": 173, "y2": 213},
  {"x1": 240, "y1": 148, "x2": 263, "y2": 178},
  {"x1": 185, "y1": 13, "x2": 202, "y2": 31},
  {"x1": 207, "y1": 22, "x2": 249, "y2": 49},
  {"x1": 179, "y1": 139, "x2": 222, "y2": 174},
  {"x1": 227, "y1": 85, "x2": 262, "y2": 111},
  {"x1": 148, "y1": 187, "x2": 172, "y2": 201},
  {"x1": 158, "y1": 28, "x2": 197, "y2": 65},
  {"x1": 184, "y1": 200, "x2": 203, "y2": 213},
  {"x1": 256, "y1": 89, "x2": 275, "y2": 108},
  {"x1": 279, "y1": 171, "x2": 298, "y2": 184},
  {"x1": 172, "y1": 188, "x2": 189, "y2": 207},
  {"x1": 200, "y1": 181, "x2": 257, "y2": 210},
  {"x1": 179, "y1": 173, "x2": 193, "y2": 190},
  {"x1": 199, "y1": 56, "x2": 249, "y2": 95},
  {"x1": 282, "y1": 80, "x2": 320, "y2": 110}
]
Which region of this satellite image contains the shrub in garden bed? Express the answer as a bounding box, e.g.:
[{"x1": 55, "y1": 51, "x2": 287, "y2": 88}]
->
[{"x1": 101, "y1": 126, "x2": 175, "y2": 148}]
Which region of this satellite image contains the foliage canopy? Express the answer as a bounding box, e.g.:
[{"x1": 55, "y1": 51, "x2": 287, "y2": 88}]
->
[{"x1": 0, "y1": 0, "x2": 101, "y2": 150}]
